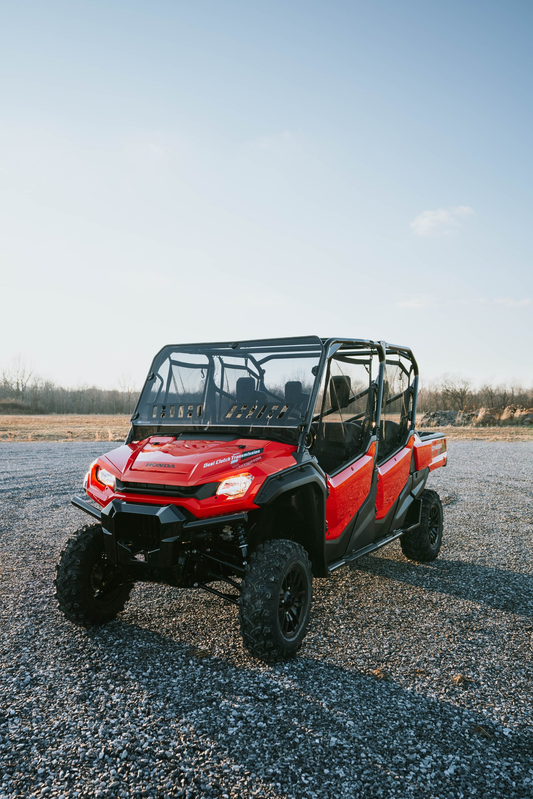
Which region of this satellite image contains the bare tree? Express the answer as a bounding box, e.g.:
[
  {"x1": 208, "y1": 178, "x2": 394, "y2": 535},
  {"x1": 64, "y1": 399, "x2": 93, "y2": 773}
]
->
[
  {"x1": 118, "y1": 375, "x2": 139, "y2": 414},
  {"x1": 479, "y1": 383, "x2": 496, "y2": 408},
  {"x1": 440, "y1": 376, "x2": 472, "y2": 411},
  {"x1": 2, "y1": 355, "x2": 34, "y2": 400}
]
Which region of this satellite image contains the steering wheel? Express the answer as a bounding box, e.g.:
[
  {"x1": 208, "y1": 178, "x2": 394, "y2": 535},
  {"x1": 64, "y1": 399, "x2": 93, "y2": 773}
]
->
[{"x1": 304, "y1": 424, "x2": 317, "y2": 450}]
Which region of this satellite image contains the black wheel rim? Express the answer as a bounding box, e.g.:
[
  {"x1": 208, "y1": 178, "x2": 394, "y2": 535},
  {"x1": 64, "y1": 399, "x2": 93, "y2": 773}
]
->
[
  {"x1": 90, "y1": 556, "x2": 128, "y2": 605},
  {"x1": 428, "y1": 505, "x2": 441, "y2": 547},
  {"x1": 278, "y1": 565, "x2": 308, "y2": 640}
]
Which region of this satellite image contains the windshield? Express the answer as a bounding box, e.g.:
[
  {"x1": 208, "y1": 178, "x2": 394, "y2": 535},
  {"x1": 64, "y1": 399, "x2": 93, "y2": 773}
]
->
[{"x1": 135, "y1": 339, "x2": 323, "y2": 429}]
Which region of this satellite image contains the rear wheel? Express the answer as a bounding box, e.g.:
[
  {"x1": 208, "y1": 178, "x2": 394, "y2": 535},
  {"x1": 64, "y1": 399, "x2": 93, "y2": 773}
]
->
[
  {"x1": 400, "y1": 489, "x2": 443, "y2": 562},
  {"x1": 54, "y1": 524, "x2": 134, "y2": 625},
  {"x1": 239, "y1": 539, "x2": 313, "y2": 662}
]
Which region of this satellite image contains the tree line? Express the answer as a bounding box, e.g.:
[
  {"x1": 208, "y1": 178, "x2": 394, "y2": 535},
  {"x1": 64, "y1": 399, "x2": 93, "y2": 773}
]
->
[
  {"x1": 0, "y1": 358, "x2": 139, "y2": 415},
  {"x1": 417, "y1": 377, "x2": 533, "y2": 413},
  {"x1": 1, "y1": 358, "x2": 532, "y2": 415}
]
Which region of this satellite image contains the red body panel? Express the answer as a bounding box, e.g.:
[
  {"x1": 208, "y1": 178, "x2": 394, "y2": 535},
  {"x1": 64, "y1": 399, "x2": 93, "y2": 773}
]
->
[
  {"x1": 325, "y1": 442, "x2": 376, "y2": 540},
  {"x1": 85, "y1": 430, "x2": 447, "y2": 533},
  {"x1": 375, "y1": 437, "x2": 414, "y2": 520},
  {"x1": 413, "y1": 434, "x2": 447, "y2": 472},
  {"x1": 86, "y1": 437, "x2": 297, "y2": 518}
]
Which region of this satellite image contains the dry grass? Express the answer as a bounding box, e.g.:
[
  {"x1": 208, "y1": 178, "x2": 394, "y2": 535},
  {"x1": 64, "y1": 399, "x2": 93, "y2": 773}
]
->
[
  {"x1": 0, "y1": 416, "x2": 532, "y2": 443},
  {"x1": 0, "y1": 415, "x2": 131, "y2": 442},
  {"x1": 424, "y1": 425, "x2": 533, "y2": 441}
]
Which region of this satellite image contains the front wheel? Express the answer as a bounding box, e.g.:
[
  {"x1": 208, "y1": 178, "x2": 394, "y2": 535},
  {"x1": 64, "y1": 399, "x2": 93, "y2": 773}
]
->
[
  {"x1": 239, "y1": 539, "x2": 313, "y2": 662},
  {"x1": 54, "y1": 524, "x2": 134, "y2": 625},
  {"x1": 400, "y1": 489, "x2": 443, "y2": 562}
]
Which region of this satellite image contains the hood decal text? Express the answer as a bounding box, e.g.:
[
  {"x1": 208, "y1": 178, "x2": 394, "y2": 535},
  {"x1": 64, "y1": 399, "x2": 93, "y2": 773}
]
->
[{"x1": 203, "y1": 448, "x2": 263, "y2": 469}]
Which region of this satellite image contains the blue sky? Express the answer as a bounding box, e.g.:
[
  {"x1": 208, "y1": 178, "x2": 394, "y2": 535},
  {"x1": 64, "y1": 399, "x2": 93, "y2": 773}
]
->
[{"x1": 1, "y1": 0, "x2": 531, "y2": 388}]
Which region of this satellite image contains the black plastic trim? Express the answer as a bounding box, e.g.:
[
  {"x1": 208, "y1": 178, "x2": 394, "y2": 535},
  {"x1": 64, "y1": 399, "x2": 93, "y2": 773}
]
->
[
  {"x1": 99, "y1": 498, "x2": 249, "y2": 569},
  {"x1": 115, "y1": 479, "x2": 219, "y2": 500},
  {"x1": 253, "y1": 460, "x2": 328, "y2": 577},
  {"x1": 71, "y1": 495, "x2": 102, "y2": 521},
  {"x1": 254, "y1": 462, "x2": 327, "y2": 507},
  {"x1": 328, "y1": 528, "x2": 405, "y2": 573},
  {"x1": 184, "y1": 512, "x2": 248, "y2": 531}
]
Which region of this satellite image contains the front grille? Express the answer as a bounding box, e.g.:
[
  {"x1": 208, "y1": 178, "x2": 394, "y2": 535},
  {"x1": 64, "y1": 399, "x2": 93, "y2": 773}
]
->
[
  {"x1": 114, "y1": 512, "x2": 160, "y2": 551},
  {"x1": 116, "y1": 479, "x2": 218, "y2": 499}
]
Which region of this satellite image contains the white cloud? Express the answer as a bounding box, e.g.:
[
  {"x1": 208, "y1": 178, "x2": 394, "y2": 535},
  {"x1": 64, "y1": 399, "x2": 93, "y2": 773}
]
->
[
  {"x1": 397, "y1": 295, "x2": 435, "y2": 308},
  {"x1": 494, "y1": 297, "x2": 532, "y2": 308},
  {"x1": 410, "y1": 206, "x2": 475, "y2": 237}
]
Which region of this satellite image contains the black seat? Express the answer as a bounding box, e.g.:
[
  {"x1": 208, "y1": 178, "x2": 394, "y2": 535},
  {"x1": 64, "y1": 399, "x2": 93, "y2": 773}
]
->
[
  {"x1": 311, "y1": 374, "x2": 368, "y2": 473},
  {"x1": 235, "y1": 377, "x2": 267, "y2": 418},
  {"x1": 378, "y1": 386, "x2": 411, "y2": 461},
  {"x1": 236, "y1": 377, "x2": 256, "y2": 404},
  {"x1": 284, "y1": 381, "x2": 309, "y2": 408},
  {"x1": 378, "y1": 419, "x2": 410, "y2": 462},
  {"x1": 312, "y1": 421, "x2": 363, "y2": 474}
]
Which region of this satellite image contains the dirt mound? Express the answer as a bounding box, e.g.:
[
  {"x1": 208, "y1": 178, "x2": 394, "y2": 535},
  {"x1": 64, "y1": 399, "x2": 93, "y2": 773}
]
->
[
  {"x1": 499, "y1": 405, "x2": 533, "y2": 425},
  {"x1": 418, "y1": 410, "x2": 475, "y2": 427},
  {"x1": 473, "y1": 408, "x2": 498, "y2": 426},
  {"x1": 419, "y1": 406, "x2": 533, "y2": 427}
]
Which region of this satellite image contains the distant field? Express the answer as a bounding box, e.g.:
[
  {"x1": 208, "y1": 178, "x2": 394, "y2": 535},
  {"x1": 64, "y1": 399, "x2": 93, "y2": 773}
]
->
[
  {"x1": 422, "y1": 425, "x2": 533, "y2": 441},
  {"x1": 0, "y1": 415, "x2": 532, "y2": 442},
  {"x1": 0, "y1": 414, "x2": 131, "y2": 442}
]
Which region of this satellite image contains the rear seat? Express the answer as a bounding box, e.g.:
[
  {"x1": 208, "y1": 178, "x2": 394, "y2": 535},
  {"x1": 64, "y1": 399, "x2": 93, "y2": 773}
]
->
[{"x1": 284, "y1": 381, "x2": 309, "y2": 409}]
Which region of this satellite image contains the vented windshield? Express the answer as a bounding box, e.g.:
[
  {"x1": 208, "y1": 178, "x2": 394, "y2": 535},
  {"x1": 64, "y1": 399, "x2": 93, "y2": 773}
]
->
[{"x1": 135, "y1": 339, "x2": 323, "y2": 429}]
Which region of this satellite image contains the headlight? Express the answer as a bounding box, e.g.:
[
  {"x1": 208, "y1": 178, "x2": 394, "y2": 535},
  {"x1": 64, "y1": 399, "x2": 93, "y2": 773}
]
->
[
  {"x1": 216, "y1": 473, "x2": 253, "y2": 498},
  {"x1": 95, "y1": 466, "x2": 116, "y2": 489}
]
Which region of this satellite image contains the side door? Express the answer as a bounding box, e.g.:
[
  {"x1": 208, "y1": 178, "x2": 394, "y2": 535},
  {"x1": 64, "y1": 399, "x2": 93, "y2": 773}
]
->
[
  {"x1": 326, "y1": 440, "x2": 376, "y2": 544},
  {"x1": 311, "y1": 351, "x2": 378, "y2": 557},
  {"x1": 375, "y1": 357, "x2": 415, "y2": 534}
]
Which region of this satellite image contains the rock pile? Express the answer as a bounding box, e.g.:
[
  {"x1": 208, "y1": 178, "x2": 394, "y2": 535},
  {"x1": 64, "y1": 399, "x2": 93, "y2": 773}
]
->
[
  {"x1": 418, "y1": 406, "x2": 533, "y2": 427},
  {"x1": 498, "y1": 405, "x2": 533, "y2": 425},
  {"x1": 418, "y1": 411, "x2": 475, "y2": 427}
]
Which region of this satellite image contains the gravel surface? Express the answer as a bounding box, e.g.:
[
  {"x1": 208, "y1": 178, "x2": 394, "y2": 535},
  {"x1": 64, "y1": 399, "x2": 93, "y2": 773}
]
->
[{"x1": 1, "y1": 441, "x2": 532, "y2": 798}]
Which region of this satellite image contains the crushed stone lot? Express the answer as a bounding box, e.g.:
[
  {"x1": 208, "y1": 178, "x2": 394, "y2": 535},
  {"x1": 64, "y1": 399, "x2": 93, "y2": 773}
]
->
[{"x1": 0, "y1": 441, "x2": 532, "y2": 799}]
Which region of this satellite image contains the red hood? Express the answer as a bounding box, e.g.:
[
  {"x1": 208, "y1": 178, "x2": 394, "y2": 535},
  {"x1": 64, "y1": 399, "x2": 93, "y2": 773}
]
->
[{"x1": 103, "y1": 435, "x2": 296, "y2": 486}]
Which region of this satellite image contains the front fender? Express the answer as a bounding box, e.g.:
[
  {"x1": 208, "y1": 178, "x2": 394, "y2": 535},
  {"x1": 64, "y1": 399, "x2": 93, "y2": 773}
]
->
[{"x1": 254, "y1": 461, "x2": 328, "y2": 577}]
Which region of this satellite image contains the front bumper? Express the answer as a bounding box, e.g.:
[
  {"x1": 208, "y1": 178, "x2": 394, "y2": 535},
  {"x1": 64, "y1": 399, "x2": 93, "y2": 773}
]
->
[
  {"x1": 71, "y1": 495, "x2": 247, "y2": 568},
  {"x1": 101, "y1": 499, "x2": 187, "y2": 568}
]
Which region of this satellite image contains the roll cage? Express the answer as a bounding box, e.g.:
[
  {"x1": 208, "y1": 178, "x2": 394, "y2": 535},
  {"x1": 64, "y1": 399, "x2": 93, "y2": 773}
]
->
[{"x1": 127, "y1": 336, "x2": 419, "y2": 459}]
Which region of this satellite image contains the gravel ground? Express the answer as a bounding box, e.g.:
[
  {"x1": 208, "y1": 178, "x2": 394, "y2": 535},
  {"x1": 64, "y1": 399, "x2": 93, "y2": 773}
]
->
[{"x1": 0, "y1": 441, "x2": 532, "y2": 799}]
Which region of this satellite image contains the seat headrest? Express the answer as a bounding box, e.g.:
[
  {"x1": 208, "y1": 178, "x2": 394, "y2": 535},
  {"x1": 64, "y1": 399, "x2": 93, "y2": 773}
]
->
[
  {"x1": 285, "y1": 381, "x2": 303, "y2": 404},
  {"x1": 236, "y1": 377, "x2": 256, "y2": 403},
  {"x1": 330, "y1": 375, "x2": 351, "y2": 411}
]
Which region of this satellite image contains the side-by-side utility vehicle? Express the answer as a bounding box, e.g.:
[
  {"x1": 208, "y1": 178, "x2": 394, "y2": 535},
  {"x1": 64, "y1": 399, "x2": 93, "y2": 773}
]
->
[{"x1": 55, "y1": 337, "x2": 447, "y2": 661}]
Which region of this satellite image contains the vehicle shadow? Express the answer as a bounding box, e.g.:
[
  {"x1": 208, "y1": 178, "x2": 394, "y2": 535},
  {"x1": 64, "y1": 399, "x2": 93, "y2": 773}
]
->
[
  {"x1": 355, "y1": 555, "x2": 533, "y2": 617},
  {"x1": 83, "y1": 618, "x2": 533, "y2": 799}
]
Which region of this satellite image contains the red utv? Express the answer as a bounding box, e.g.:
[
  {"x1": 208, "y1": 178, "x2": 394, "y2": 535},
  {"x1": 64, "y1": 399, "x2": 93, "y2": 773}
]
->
[{"x1": 55, "y1": 337, "x2": 447, "y2": 661}]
